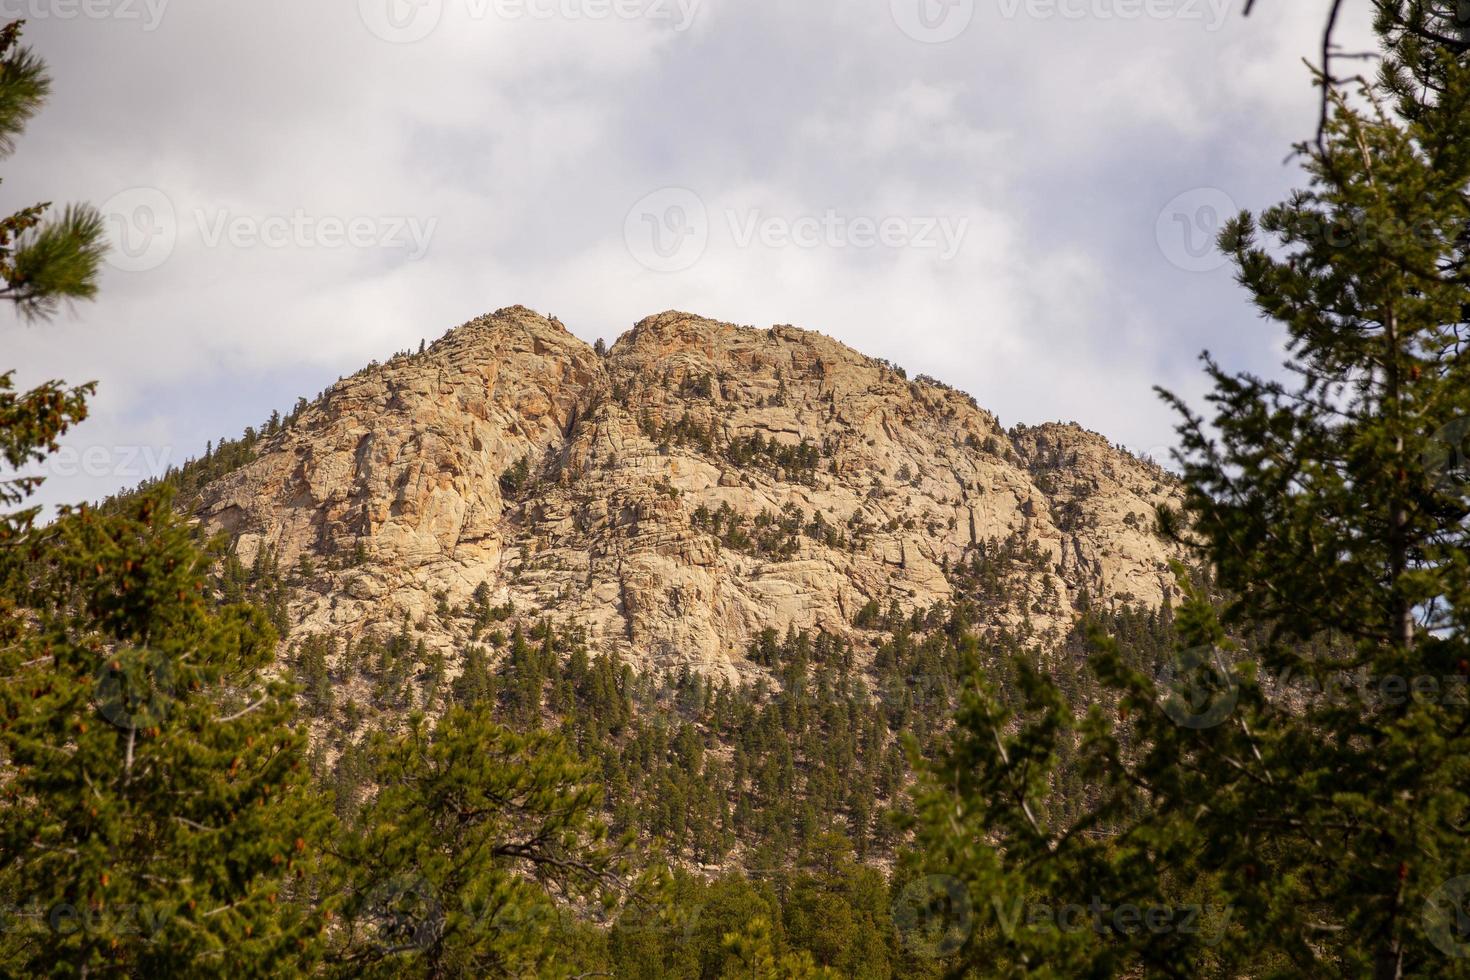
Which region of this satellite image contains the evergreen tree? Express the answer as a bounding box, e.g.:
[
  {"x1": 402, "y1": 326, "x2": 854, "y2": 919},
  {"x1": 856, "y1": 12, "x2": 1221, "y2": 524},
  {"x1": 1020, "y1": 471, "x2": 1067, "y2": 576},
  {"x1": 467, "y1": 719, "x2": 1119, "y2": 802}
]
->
[
  {"x1": 0, "y1": 493, "x2": 331, "y2": 976},
  {"x1": 0, "y1": 22, "x2": 327, "y2": 975},
  {"x1": 721, "y1": 916, "x2": 839, "y2": 980},
  {"x1": 0, "y1": 18, "x2": 105, "y2": 541},
  {"x1": 910, "y1": 5, "x2": 1470, "y2": 977},
  {"x1": 0, "y1": 21, "x2": 104, "y2": 323},
  {"x1": 329, "y1": 703, "x2": 653, "y2": 978}
]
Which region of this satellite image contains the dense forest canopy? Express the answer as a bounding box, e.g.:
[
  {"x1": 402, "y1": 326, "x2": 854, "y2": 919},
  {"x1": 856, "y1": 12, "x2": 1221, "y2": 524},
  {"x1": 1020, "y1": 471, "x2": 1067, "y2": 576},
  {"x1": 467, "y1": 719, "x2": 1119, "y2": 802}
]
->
[{"x1": 4, "y1": 2, "x2": 1470, "y2": 976}]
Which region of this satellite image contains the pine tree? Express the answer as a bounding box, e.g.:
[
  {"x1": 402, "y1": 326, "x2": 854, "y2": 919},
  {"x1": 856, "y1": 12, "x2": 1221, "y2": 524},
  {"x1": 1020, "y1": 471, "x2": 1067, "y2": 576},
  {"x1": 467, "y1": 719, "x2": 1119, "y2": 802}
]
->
[
  {"x1": 721, "y1": 916, "x2": 839, "y2": 979},
  {"x1": 0, "y1": 22, "x2": 103, "y2": 323},
  {"x1": 328, "y1": 703, "x2": 654, "y2": 978},
  {"x1": 910, "y1": 4, "x2": 1470, "y2": 977},
  {"x1": 0, "y1": 493, "x2": 331, "y2": 976},
  {"x1": 0, "y1": 22, "x2": 327, "y2": 974},
  {"x1": 0, "y1": 18, "x2": 106, "y2": 542}
]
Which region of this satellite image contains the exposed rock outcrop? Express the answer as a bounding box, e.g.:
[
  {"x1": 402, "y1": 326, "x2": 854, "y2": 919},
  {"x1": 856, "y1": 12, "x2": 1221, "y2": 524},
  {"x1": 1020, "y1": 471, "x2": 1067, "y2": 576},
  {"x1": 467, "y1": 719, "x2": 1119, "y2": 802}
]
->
[{"x1": 195, "y1": 306, "x2": 1185, "y2": 683}]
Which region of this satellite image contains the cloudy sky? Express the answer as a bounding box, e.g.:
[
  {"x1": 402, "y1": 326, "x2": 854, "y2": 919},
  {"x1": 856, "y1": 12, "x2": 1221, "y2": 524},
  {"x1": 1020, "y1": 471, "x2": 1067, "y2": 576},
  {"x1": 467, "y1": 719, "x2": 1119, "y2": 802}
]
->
[{"x1": 5, "y1": 0, "x2": 1372, "y2": 507}]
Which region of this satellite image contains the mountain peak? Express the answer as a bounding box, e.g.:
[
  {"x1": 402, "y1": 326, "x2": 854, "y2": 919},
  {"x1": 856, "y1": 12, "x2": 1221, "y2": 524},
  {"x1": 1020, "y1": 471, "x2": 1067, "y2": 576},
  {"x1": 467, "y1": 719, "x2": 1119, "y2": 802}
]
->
[
  {"x1": 194, "y1": 308, "x2": 1184, "y2": 681},
  {"x1": 429, "y1": 305, "x2": 583, "y2": 358}
]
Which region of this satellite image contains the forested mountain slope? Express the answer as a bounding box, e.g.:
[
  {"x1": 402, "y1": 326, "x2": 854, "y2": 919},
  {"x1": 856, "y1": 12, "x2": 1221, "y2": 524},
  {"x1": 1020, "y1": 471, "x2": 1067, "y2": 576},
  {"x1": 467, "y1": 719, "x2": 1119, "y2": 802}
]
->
[{"x1": 186, "y1": 305, "x2": 1185, "y2": 686}]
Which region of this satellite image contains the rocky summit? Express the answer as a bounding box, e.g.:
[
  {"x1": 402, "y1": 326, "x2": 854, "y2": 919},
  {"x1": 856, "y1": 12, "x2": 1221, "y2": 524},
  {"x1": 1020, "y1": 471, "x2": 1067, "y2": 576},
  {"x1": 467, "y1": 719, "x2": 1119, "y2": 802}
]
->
[{"x1": 194, "y1": 305, "x2": 1185, "y2": 683}]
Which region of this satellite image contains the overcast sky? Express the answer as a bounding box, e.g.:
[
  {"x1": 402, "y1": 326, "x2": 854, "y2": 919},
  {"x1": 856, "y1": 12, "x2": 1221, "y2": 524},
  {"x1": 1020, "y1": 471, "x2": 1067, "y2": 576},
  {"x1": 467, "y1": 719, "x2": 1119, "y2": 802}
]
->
[{"x1": 5, "y1": 0, "x2": 1374, "y2": 507}]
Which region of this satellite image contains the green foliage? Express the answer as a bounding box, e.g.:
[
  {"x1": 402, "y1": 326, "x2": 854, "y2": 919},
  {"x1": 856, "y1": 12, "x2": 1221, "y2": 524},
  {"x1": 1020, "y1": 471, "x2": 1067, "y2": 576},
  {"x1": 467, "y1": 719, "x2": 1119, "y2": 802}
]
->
[
  {"x1": 498, "y1": 455, "x2": 531, "y2": 499},
  {"x1": 0, "y1": 20, "x2": 47, "y2": 155},
  {"x1": 909, "y1": 8, "x2": 1470, "y2": 977},
  {"x1": 0, "y1": 21, "x2": 102, "y2": 538},
  {"x1": 682, "y1": 372, "x2": 714, "y2": 399},
  {"x1": 608, "y1": 855, "x2": 894, "y2": 979},
  {"x1": 5, "y1": 202, "x2": 107, "y2": 319},
  {"x1": 0, "y1": 371, "x2": 92, "y2": 539},
  {"x1": 0, "y1": 22, "x2": 104, "y2": 320},
  {"x1": 0, "y1": 494, "x2": 1174, "y2": 979},
  {"x1": 903, "y1": 628, "x2": 1229, "y2": 978},
  {"x1": 14, "y1": 11, "x2": 1470, "y2": 976},
  {"x1": 693, "y1": 501, "x2": 861, "y2": 558},
  {"x1": 327, "y1": 704, "x2": 648, "y2": 978},
  {"x1": 0, "y1": 493, "x2": 331, "y2": 977},
  {"x1": 721, "y1": 915, "x2": 839, "y2": 979},
  {"x1": 103, "y1": 397, "x2": 320, "y2": 517},
  {"x1": 724, "y1": 433, "x2": 821, "y2": 483},
  {"x1": 636, "y1": 407, "x2": 823, "y2": 485}
]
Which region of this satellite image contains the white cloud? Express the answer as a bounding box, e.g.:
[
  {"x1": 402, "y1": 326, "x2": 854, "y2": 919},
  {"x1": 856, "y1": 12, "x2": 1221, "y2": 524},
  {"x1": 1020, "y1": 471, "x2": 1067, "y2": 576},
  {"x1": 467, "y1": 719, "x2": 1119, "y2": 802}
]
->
[{"x1": 3, "y1": 0, "x2": 1347, "y2": 511}]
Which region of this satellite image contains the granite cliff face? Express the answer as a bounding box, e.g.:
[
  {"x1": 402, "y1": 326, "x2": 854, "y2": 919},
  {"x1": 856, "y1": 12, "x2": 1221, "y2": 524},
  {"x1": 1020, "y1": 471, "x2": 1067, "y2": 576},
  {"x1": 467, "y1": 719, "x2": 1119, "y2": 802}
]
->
[{"x1": 195, "y1": 306, "x2": 1184, "y2": 683}]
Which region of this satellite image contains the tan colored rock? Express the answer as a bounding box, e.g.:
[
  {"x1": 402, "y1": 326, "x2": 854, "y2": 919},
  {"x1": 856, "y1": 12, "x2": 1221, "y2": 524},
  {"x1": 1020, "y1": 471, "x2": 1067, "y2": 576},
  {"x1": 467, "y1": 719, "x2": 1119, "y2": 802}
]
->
[{"x1": 195, "y1": 306, "x2": 1187, "y2": 682}]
